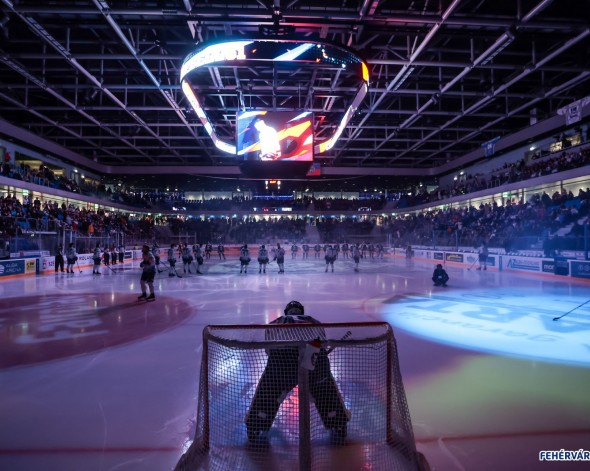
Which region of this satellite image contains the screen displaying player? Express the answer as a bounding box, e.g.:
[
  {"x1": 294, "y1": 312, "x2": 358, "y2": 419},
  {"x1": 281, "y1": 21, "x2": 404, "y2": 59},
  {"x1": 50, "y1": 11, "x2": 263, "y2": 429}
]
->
[{"x1": 237, "y1": 111, "x2": 313, "y2": 162}]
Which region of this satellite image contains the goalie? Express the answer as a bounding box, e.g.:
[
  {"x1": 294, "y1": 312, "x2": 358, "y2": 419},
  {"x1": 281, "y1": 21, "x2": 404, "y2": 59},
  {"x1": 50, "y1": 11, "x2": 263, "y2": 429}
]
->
[{"x1": 245, "y1": 300, "x2": 349, "y2": 444}]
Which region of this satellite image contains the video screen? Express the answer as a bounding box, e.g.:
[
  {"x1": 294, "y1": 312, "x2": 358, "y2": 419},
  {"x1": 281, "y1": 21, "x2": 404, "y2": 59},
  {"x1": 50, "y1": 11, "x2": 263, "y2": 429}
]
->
[{"x1": 236, "y1": 111, "x2": 313, "y2": 162}]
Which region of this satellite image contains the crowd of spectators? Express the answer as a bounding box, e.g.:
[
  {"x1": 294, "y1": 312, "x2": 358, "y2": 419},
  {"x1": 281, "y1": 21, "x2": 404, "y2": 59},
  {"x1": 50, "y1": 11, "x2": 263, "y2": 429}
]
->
[
  {"x1": 2, "y1": 140, "x2": 590, "y2": 253},
  {"x1": 1, "y1": 162, "x2": 89, "y2": 194},
  {"x1": 381, "y1": 187, "x2": 590, "y2": 252},
  {"x1": 4, "y1": 145, "x2": 588, "y2": 216},
  {"x1": 228, "y1": 217, "x2": 307, "y2": 243},
  {"x1": 0, "y1": 193, "x2": 140, "y2": 242},
  {"x1": 395, "y1": 146, "x2": 590, "y2": 208},
  {"x1": 2, "y1": 184, "x2": 589, "y2": 253},
  {"x1": 316, "y1": 217, "x2": 376, "y2": 242}
]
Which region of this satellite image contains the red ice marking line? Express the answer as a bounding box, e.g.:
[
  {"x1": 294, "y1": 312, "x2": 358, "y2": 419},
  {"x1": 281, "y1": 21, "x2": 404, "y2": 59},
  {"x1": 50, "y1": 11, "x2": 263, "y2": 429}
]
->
[
  {"x1": 0, "y1": 446, "x2": 178, "y2": 455},
  {"x1": 416, "y1": 428, "x2": 590, "y2": 444}
]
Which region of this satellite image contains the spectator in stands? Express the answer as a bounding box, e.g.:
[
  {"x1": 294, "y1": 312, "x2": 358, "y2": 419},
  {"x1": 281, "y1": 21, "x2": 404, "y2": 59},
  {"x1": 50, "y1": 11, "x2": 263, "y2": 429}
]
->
[{"x1": 245, "y1": 300, "x2": 349, "y2": 443}]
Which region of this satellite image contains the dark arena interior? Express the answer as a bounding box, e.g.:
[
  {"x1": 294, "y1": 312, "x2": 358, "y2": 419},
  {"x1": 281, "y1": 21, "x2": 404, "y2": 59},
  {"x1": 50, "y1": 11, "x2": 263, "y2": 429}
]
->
[{"x1": 0, "y1": 1, "x2": 590, "y2": 470}]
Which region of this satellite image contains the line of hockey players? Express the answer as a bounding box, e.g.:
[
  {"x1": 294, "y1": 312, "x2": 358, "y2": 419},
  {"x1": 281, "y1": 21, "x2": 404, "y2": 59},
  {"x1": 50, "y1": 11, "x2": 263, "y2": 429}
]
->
[
  {"x1": 153, "y1": 242, "x2": 218, "y2": 277},
  {"x1": 58, "y1": 242, "x2": 126, "y2": 275},
  {"x1": 295, "y1": 242, "x2": 385, "y2": 261},
  {"x1": 73, "y1": 240, "x2": 386, "y2": 276},
  {"x1": 149, "y1": 241, "x2": 385, "y2": 275}
]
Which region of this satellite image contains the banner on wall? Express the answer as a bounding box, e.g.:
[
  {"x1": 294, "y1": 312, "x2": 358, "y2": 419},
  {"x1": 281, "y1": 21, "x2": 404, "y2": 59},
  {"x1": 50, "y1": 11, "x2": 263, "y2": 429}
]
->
[
  {"x1": 505, "y1": 256, "x2": 541, "y2": 272},
  {"x1": 542, "y1": 260, "x2": 555, "y2": 273},
  {"x1": 570, "y1": 261, "x2": 590, "y2": 280},
  {"x1": 445, "y1": 253, "x2": 464, "y2": 263},
  {"x1": 481, "y1": 136, "x2": 501, "y2": 157},
  {"x1": 0, "y1": 259, "x2": 25, "y2": 277},
  {"x1": 557, "y1": 96, "x2": 590, "y2": 125}
]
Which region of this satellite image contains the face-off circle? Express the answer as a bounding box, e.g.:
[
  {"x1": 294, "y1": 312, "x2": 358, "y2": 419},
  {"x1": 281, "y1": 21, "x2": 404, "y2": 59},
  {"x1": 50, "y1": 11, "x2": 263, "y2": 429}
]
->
[{"x1": 0, "y1": 293, "x2": 194, "y2": 368}]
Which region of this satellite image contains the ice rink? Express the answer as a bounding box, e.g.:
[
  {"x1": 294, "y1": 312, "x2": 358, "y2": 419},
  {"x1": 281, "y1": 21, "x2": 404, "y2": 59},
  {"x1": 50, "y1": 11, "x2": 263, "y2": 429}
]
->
[{"x1": 1, "y1": 254, "x2": 589, "y2": 471}]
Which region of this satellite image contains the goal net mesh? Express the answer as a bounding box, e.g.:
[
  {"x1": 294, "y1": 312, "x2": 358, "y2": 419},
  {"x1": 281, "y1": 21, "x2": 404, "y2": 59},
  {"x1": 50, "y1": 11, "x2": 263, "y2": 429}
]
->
[{"x1": 175, "y1": 322, "x2": 425, "y2": 471}]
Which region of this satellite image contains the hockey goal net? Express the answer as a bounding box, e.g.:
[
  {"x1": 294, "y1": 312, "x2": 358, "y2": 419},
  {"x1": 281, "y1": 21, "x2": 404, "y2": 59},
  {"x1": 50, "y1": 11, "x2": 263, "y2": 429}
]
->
[{"x1": 175, "y1": 322, "x2": 427, "y2": 471}]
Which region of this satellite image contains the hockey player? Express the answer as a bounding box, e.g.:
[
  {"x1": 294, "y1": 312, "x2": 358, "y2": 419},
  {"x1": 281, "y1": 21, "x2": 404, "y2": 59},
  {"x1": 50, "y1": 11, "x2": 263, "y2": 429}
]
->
[
  {"x1": 181, "y1": 244, "x2": 193, "y2": 274},
  {"x1": 352, "y1": 243, "x2": 361, "y2": 272},
  {"x1": 245, "y1": 301, "x2": 349, "y2": 443},
  {"x1": 92, "y1": 243, "x2": 102, "y2": 275},
  {"x1": 302, "y1": 243, "x2": 310, "y2": 259},
  {"x1": 257, "y1": 244, "x2": 269, "y2": 274},
  {"x1": 291, "y1": 243, "x2": 298, "y2": 259},
  {"x1": 205, "y1": 242, "x2": 213, "y2": 260},
  {"x1": 342, "y1": 242, "x2": 349, "y2": 259},
  {"x1": 275, "y1": 243, "x2": 285, "y2": 273},
  {"x1": 314, "y1": 243, "x2": 321, "y2": 259},
  {"x1": 193, "y1": 244, "x2": 204, "y2": 274},
  {"x1": 368, "y1": 243, "x2": 375, "y2": 259},
  {"x1": 432, "y1": 263, "x2": 449, "y2": 287},
  {"x1": 325, "y1": 244, "x2": 336, "y2": 272},
  {"x1": 167, "y1": 243, "x2": 178, "y2": 277},
  {"x1": 65, "y1": 242, "x2": 77, "y2": 274},
  {"x1": 477, "y1": 242, "x2": 489, "y2": 270},
  {"x1": 217, "y1": 243, "x2": 225, "y2": 260},
  {"x1": 137, "y1": 245, "x2": 156, "y2": 301},
  {"x1": 111, "y1": 245, "x2": 118, "y2": 265},
  {"x1": 118, "y1": 244, "x2": 124, "y2": 264},
  {"x1": 103, "y1": 246, "x2": 110, "y2": 266},
  {"x1": 55, "y1": 244, "x2": 65, "y2": 273},
  {"x1": 239, "y1": 243, "x2": 251, "y2": 274},
  {"x1": 152, "y1": 243, "x2": 161, "y2": 273},
  {"x1": 376, "y1": 243, "x2": 384, "y2": 260}
]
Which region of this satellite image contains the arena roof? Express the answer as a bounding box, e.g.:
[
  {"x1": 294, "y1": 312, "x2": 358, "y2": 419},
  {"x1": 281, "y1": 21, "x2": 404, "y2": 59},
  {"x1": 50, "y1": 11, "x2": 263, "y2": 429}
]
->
[{"x1": 0, "y1": 0, "x2": 589, "y2": 178}]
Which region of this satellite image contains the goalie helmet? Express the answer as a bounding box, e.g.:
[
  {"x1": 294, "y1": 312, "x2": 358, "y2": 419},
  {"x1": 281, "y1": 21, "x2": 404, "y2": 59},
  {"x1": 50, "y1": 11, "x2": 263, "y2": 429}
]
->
[{"x1": 284, "y1": 300, "x2": 304, "y2": 316}]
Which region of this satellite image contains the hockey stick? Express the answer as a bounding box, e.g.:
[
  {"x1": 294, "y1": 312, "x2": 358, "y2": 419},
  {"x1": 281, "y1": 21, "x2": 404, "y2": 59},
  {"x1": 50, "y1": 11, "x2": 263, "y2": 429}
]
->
[
  {"x1": 104, "y1": 263, "x2": 117, "y2": 274},
  {"x1": 553, "y1": 298, "x2": 590, "y2": 321},
  {"x1": 466, "y1": 257, "x2": 478, "y2": 271},
  {"x1": 171, "y1": 263, "x2": 183, "y2": 278},
  {"x1": 162, "y1": 261, "x2": 182, "y2": 277},
  {"x1": 326, "y1": 330, "x2": 353, "y2": 354},
  {"x1": 76, "y1": 259, "x2": 82, "y2": 274}
]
